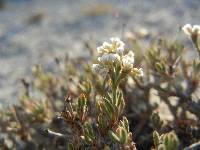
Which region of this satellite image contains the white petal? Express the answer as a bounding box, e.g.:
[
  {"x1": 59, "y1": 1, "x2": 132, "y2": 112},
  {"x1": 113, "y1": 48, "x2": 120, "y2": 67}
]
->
[
  {"x1": 182, "y1": 24, "x2": 192, "y2": 36},
  {"x1": 132, "y1": 68, "x2": 143, "y2": 76},
  {"x1": 99, "y1": 53, "x2": 120, "y2": 64},
  {"x1": 116, "y1": 47, "x2": 124, "y2": 55},
  {"x1": 117, "y1": 41, "x2": 125, "y2": 48},
  {"x1": 138, "y1": 68, "x2": 144, "y2": 76},
  {"x1": 110, "y1": 37, "x2": 120, "y2": 42},
  {"x1": 122, "y1": 51, "x2": 134, "y2": 64},
  {"x1": 122, "y1": 59, "x2": 133, "y2": 70},
  {"x1": 97, "y1": 46, "x2": 104, "y2": 54},
  {"x1": 192, "y1": 25, "x2": 200, "y2": 35},
  {"x1": 103, "y1": 42, "x2": 111, "y2": 48},
  {"x1": 92, "y1": 64, "x2": 101, "y2": 73},
  {"x1": 127, "y1": 51, "x2": 134, "y2": 58}
]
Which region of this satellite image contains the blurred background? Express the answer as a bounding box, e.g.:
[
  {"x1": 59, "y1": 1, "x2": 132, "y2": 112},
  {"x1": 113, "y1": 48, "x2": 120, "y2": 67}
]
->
[{"x1": 0, "y1": 0, "x2": 200, "y2": 105}]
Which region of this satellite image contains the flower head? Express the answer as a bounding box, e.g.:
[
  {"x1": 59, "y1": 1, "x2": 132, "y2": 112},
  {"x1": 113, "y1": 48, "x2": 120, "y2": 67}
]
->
[
  {"x1": 122, "y1": 51, "x2": 134, "y2": 71},
  {"x1": 182, "y1": 24, "x2": 200, "y2": 55},
  {"x1": 92, "y1": 64, "x2": 108, "y2": 76},
  {"x1": 92, "y1": 64, "x2": 102, "y2": 73},
  {"x1": 92, "y1": 37, "x2": 143, "y2": 77},
  {"x1": 182, "y1": 24, "x2": 200, "y2": 36},
  {"x1": 98, "y1": 53, "x2": 120, "y2": 65},
  {"x1": 97, "y1": 37, "x2": 125, "y2": 56},
  {"x1": 131, "y1": 68, "x2": 143, "y2": 77}
]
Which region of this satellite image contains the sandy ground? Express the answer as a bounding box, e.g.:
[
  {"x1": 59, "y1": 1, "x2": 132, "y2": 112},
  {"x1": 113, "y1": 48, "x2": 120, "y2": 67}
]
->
[{"x1": 0, "y1": 0, "x2": 200, "y2": 105}]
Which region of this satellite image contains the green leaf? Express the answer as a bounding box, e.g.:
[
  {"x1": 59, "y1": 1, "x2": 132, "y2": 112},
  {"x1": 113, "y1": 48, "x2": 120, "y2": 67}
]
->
[
  {"x1": 122, "y1": 117, "x2": 129, "y2": 132},
  {"x1": 116, "y1": 90, "x2": 123, "y2": 107},
  {"x1": 84, "y1": 135, "x2": 93, "y2": 145},
  {"x1": 108, "y1": 130, "x2": 120, "y2": 142},
  {"x1": 164, "y1": 135, "x2": 169, "y2": 150},
  {"x1": 101, "y1": 101, "x2": 112, "y2": 120},
  {"x1": 155, "y1": 62, "x2": 166, "y2": 73},
  {"x1": 119, "y1": 128, "x2": 128, "y2": 145},
  {"x1": 98, "y1": 114, "x2": 107, "y2": 130},
  {"x1": 153, "y1": 131, "x2": 160, "y2": 148},
  {"x1": 104, "y1": 97, "x2": 116, "y2": 113},
  {"x1": 165, "y1": 132, "x2": 179, "y2": 150}
]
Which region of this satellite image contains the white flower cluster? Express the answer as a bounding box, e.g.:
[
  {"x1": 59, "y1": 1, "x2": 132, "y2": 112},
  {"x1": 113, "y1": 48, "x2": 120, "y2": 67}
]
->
[
  {"x1": 92, "y1": 37, "x2": 143, "y2": 77},
  {"x1": 182, "y1": 24, "x2": 200, "y2": 36},
  {"x1": 97, "y1": 37, "x2": 125, "y2": 56}
]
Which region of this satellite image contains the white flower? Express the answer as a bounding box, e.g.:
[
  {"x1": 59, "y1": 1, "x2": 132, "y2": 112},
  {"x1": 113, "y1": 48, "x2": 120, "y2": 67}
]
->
[
  {"x1": 96, "y1": 37, "x2": 125, "y2": 56},
  {"x1": 182, "y1": 24, "x2": 193, "y2": 36},
  {"x1": 126, "y1": 51, "x2": 134, "y2": 59},
  {"x1": 138, "y1": 68, "x2": 144, "y2": 76},
  {"x1": 121, "y1": 51, "x2": 135, "y2": 71},
  {"x1": 122, "y1": 59, "x2": 133, "y2": 70},
  {"x1": 116, "y1": 47, "x2": 124, "y2": 55},
  {"x1": 98, "y1": 53, "x2": 120, "y2": 64},
  {"x1": 92, "y1": 64, "x2": 102, "y2": 73},
  {"x1": 92, "y1": 64, "x2": 108, "y2": 76},
  {"x1": 193, "y1": 25, "x2": 200, "y2": 35},
  {"x1": 93, "y1": 37, "x2": 143, "y2": 77},
  {"x1": 97, "y1": 46, "x2": 104, "y2": 55},
  {"x1": 110, "y1": 37, "x2": 125, "y2": 54},
  {"x1": 102, "y1": 42, "x2": 112, "y2": 48},
  {"x1": 182, "y1": 24, "x2": 200, "y2": 36},
  {"x1": 122, "y1": 51, "x2": 134, "y2": 63},
  {"x1": 110, "y1": 37, "x2": 125, "y2": 48},
  {"x1": 96, "y1": 42, "x2": 112, "y2": 55},
  {"x1": 110, "y1": 37, "x2": 121, "y2": 42},
  {"x1": 132, "y1": 68, "x2": 143, "y2": 77}
]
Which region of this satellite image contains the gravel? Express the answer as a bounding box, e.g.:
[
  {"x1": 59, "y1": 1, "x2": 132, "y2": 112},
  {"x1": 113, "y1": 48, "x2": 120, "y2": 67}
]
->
[{"x1": 0, "y1": 0, "x2": 200, "y2": 105}]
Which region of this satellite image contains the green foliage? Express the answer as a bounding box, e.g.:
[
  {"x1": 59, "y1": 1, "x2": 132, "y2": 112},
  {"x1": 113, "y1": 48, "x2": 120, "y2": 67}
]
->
[
  {"x1": 153, "y1": 131, "x2": 179, "y2": 150},
  {"x1": 0, "y1": 27, "x2": 200, "y2": 150}
]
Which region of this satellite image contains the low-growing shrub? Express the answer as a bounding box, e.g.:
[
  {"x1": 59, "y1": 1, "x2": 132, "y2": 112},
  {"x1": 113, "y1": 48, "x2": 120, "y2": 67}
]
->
[{"x1": 0, "y1": 24, "x2": 200, "y2": 150}]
